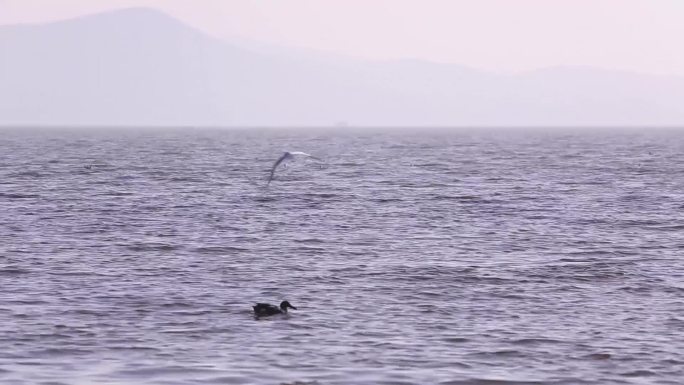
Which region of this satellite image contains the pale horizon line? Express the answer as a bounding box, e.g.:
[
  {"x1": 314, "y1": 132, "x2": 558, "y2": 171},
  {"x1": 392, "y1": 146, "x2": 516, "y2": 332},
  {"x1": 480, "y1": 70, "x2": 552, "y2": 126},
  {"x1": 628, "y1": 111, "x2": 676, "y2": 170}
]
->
[{"x1": 2, "y1": 124, "x2": 684, "y2": 131}]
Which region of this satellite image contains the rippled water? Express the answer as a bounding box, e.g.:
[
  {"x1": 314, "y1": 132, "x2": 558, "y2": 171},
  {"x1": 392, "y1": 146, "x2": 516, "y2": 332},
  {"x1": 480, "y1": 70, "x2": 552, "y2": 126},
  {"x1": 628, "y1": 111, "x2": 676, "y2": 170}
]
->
[{"x1": 2, "y1": 128, "x2": 684, "y2": 385}]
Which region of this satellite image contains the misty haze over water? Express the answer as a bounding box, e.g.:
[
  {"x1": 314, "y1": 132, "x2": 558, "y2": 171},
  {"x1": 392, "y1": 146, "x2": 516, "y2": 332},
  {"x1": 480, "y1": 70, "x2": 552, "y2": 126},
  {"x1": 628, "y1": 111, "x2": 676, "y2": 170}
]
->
[
  {"x1": 2, "y1": 8, "x2": 684, "y2": 127},
  {"x1": 2, "y1": 128, "x2": 684, "y2": 385}
]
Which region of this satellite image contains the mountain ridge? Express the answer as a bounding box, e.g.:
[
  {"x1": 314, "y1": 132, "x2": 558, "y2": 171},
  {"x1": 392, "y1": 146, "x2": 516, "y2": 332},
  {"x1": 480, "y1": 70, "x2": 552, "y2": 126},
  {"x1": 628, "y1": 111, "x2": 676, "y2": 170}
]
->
[{"x1": 1, "y1": 7, "x2": 682, "y2": 127}]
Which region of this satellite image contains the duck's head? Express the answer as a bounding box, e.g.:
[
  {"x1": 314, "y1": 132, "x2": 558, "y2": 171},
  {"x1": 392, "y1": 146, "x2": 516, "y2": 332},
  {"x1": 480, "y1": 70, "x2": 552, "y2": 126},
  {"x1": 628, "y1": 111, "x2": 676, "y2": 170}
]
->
[{"x1": 280, "y1": 301, "x2": 297, "y2": 311}]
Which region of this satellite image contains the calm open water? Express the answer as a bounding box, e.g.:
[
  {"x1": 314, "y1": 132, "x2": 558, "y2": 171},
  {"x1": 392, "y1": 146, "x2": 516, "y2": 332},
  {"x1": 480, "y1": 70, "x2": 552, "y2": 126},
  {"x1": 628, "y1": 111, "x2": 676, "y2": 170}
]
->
[{"x1": 1, "y1": 128, "x2": 684, "y2": 385}]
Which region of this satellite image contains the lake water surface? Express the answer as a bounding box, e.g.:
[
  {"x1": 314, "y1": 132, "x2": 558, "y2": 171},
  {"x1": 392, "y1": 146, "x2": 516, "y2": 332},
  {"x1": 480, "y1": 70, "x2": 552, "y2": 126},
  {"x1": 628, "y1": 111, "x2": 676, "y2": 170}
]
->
[{"x1": 1, "y1": 128, "x2": 684, "y2": 385}]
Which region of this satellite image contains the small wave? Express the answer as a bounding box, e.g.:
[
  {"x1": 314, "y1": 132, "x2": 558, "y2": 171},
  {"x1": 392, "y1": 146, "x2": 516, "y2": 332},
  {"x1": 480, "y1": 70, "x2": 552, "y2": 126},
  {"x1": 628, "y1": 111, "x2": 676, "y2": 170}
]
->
[
  {"x1": 617, "y1": 219, "x2": 664, "y2": 227},
  {"x1": 253, "y1": 196, "x2": 277, "y2": 202},
  {"x1": 328, "y1": 265, "x2": 367, "y2": 273},
  {"x1": 521, "y1": 261, "x2": 636, "y2": 283},
  {"x1": 509, "y1": 337, "x2": 562, "y2": 345},
  {"x1": 582, "y1": 352, "x2": 612, "y2": 360},
  {"x1": 127, "y1": 243, "x2": 180, "y2": 252},
  {"x1": 444, "y1": 337, "x2": 470, "y2": 343},
  {"x1": 615, "y1": 285, "x2": 653, "y2": 294},
  {"x1": 303, "y1": 193, "x2": 338, "y2": 199},
  {"x1": 558, "y1": 258, "x2": 598, "y2": 263},
  {"x1": 652, "y1": 224, "x2": 684, "y2": 231},
  {"x1": 662, "y1": 286, "x2": 684, "y2": 294},
  {"x1": 159, "y1": 301, "x2": 195, "y2": 309},
  {"x1": 32, "y1": 348, "x2": 92, "y2": 357},
  {"x1": 194, "y1": 246, "x2": 248, "y2": 254},
  {"x1": 199, "y1": 376, "x2": 252, "y2": 384},
  {"x1": 108, "y1": 346, "x2": 159, "y2": 352},
  {"x1": 468, "y1": 350, "x2": 526, "y2": 358},
  {"x1": 115, "y1": 175, "x2": 136, "y2": 180},
  {"x1": 0, "y1": 192, "x2": 40, "y2": 199},
  {"x1": 114, "y1": 365, "x2": 218, "y2": 377},
  {"x1": 279, "y1": 382, "x2": 322, "y2": 385},
  {"x1": 170, "y1": 177, "x2": 205, "y2": 183},
  {"x1": 7, "y1": 170, "x2": 44, "y2": 178},
  {"x1": 48, "y1": 270, "x2": 105, "y2": 277},
  {"x1": 294, "y1": 238, "x2": 326, "y2": 244},
  {"x1": 371, "y1": 197, "x2": 402, "y2": 203},
  {"x1": 168, "y1": 310, "x2": 214, "y2": 316},
  {"x1": 440, "y1": 379, "x2": 546, "y2": 385},
  {"x1": 8, "y1": 299, "x2": 47, "y2": 305},
  {"x1": 101, "y1": 191, "x2": 134, "y2": 197},
  {"x1": 431, "y1": 194, "x2": 484, "y2": 202},
  {"x1": 66, "y1": 309, "x2": 110, "y2": 316},
  {"x1": 621, "y1": 370, "x2": 657, "y2": 377},
  {"x1": 0, "y1": 267, "x2": 31, "y2": 275}
]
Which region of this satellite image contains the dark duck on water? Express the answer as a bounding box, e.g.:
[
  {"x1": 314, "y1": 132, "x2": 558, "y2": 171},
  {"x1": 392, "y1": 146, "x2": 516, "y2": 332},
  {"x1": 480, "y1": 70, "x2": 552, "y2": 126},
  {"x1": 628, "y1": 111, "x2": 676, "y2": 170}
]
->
[{"x1": 253, "y1": 301, "x2": 297, "y2": 317}]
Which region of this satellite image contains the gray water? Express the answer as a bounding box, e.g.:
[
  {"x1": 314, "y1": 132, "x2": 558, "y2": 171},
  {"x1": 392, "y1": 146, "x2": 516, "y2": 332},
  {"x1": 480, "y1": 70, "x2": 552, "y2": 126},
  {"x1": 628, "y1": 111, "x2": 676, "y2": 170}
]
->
[{"x1": 2, "y1": 128, "x2": 684, "y2": 385}]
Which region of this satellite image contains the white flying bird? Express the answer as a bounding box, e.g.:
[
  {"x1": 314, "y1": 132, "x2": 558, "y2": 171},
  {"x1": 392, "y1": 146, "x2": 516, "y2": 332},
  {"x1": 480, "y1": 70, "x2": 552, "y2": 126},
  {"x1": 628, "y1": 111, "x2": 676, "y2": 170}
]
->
[{"x1": 267, "y1": 151, "x2": 323, "y2": 185}]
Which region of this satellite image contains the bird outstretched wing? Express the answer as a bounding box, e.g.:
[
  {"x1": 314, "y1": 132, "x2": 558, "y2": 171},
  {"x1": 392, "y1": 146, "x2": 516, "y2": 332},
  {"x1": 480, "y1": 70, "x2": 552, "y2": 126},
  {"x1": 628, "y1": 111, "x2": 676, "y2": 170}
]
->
[
  {"x1": 267, "y1": 152, "x2": 292, "y2": 185},
  {"x1": 266, "y1": 151, "x2": 324, "y2": 185},
  {"x1": 288, "y1": 151, "x2": 324, "y2": 162}
]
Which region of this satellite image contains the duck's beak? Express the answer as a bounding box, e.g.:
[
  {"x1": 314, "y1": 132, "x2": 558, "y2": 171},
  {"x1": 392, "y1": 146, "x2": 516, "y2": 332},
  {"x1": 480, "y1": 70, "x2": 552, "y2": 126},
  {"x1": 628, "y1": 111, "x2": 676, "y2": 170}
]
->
[{"x1": 289, "y1": 305, "x2": 298, "y2": 310}]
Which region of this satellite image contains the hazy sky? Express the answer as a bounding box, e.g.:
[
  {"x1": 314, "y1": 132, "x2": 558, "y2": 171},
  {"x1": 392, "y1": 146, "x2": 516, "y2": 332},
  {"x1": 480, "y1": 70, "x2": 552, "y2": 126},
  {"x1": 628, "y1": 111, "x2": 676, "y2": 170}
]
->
[{"x1": 2, "y1": 0, "x2": 684, "y2": 76}]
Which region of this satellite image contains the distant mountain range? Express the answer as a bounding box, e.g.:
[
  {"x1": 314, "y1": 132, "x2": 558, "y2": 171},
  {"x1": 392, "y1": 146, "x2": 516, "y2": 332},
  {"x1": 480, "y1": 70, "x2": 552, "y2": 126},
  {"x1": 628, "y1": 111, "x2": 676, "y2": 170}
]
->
[{"x1": 1, "y1": 8, "x2": 683, "y2": 127}]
